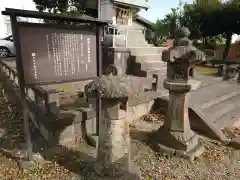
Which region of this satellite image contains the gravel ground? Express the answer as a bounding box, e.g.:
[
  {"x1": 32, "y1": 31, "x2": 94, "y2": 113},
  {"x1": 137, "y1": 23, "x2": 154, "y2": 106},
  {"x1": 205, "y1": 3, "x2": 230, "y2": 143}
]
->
[{"x1": 0, "y1": 82, "x2": 240, "y2": 180}]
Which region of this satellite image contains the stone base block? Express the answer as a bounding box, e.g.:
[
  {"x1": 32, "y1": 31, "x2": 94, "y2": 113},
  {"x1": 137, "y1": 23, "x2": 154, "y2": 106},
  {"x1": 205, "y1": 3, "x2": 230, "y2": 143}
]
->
[
  {"x1": 153, "y1": 127, "x2": 205, "y2": 161},
  {"x1": 13, "y1": 150, "x2": 48, "y2": 170}
]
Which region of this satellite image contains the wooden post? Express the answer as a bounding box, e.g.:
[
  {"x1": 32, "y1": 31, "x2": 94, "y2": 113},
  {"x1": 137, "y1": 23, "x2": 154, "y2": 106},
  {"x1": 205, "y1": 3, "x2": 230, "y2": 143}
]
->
[{"x1": 10, "y1": 13, "x2": 33, "y2": 160}]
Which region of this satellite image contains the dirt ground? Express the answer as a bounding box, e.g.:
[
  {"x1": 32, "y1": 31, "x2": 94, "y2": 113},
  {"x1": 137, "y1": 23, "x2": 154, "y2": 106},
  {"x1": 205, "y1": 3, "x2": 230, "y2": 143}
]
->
[{"x1": 0, "y1": 74, "x2": 240, "y2": 180}]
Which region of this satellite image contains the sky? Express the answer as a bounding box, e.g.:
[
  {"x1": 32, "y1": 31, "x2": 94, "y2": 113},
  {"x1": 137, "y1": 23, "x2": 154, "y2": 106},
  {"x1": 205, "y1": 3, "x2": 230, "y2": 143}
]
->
[
  {"x1": 138, "y1": 0, "x2": 239, "y2": 42},
  {"x1": 139, "y1": 0, "x2": 194, "y2": 22}
]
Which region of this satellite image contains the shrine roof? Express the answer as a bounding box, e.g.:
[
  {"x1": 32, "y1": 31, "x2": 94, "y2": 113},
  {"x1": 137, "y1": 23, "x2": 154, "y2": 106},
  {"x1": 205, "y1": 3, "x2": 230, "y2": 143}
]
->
[
  {"x1": 113, "y1": 0, "x2": 149, "y2": 10},
  {"x1": 136, "y1": 16, "x2": 154, "y2": 29}
]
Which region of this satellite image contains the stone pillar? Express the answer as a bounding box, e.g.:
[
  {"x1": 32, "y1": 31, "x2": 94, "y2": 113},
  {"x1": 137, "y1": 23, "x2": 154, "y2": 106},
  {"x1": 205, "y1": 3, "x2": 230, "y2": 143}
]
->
[
  {"x1": 237, "y1": 69, "x2": 240, "y2": 83},
  {"x1": 155, "y1": 26, "x2": 205, "y2": 160},
  {"x1": 94, "y1": 98, "x2": 133, "y2": 177},
  {"x1": 217, "y1": 64, "x2": 224, "y2": 77},
  {"x1": 85, "y1": 75, "x2": 144, "y2": 179},
  {"x1": 189, "y1": 66, "x2": 196, "y2": 77}
]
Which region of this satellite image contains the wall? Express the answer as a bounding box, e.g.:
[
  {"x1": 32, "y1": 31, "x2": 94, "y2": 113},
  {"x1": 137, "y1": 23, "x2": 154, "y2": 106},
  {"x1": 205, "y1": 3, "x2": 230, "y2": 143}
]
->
[
  {"x1": 229, "y1": 43, "x2": 240, "y2": 60},
  {"x1": 132, "y1": 20, "x2": 146, "y2": 30},
  {"x1": 0, "y1": 0, "x2": 37, "y2": 38},
  {"x1": 214, "y1": 43, "x2": 240, "y2": 61},
  {"x1": 100, "y1": 0, "x2": 116, "y2": 22}
]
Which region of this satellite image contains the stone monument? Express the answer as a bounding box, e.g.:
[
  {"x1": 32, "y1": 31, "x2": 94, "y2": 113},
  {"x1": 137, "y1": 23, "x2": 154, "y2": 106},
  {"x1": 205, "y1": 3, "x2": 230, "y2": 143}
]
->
[
  {"x1": 154, "y1": 27, "x2": 206, "y2": 160},
  {"x1": 85, "y1": 68, "x2": 153, "y2": 179}
]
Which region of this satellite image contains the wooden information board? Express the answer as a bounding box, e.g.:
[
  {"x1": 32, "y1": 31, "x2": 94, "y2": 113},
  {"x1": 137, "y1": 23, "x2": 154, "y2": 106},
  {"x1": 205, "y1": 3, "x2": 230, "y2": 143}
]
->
[{"x1": 19, "y1": 24, "x2": 97, "y2": 85}]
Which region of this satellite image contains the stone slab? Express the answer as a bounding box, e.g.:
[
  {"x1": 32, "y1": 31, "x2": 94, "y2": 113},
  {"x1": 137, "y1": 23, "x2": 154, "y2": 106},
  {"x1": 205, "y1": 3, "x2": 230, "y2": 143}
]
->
[{"x1": 188, "y1": 79, "x2": 240, "y2": 141}]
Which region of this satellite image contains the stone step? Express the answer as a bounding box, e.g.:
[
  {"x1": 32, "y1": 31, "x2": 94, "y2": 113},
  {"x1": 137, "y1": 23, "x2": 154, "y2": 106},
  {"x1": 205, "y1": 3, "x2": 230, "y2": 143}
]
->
[
  {"x1": 128, "y1": 45, "x2": 152, "y2": 48},
  {"x1": 127, "y1": 37, "x2": 146, "y2": 42},
  {"x1": 148, "y1": 44, "x2": 155, "y2": 47},
  {"x1": 134, "y1": 54, "x2": 162, "y2": 62},
  {"x1": 127, "y1": 43, "x2": 150, "y2": 48},
  {"x1": 126, "y1": 32, "x2": 145, "y2": 36},
  {"x1": 127, "y1": 39, "x2": 149, "y2": 45},
  {"x1": 127, "y1": 40, "x2": 148, "y2": 45},
  {"x1": 144, "y1": 68, "x2": 166, "y2": 78},
  {"x1": 127, "y1": 39, "x2": 147, "y2": 43},
  {"x1": 145, "y1": 68, "x2": 166, "y2": 91},
  {"x1": 130, "y1": 47, "x2": 167, "y2": 55},
  {"x1": 112, "y1": 37, "x2": 151, "y2": 48},
  {"x1": 141, "y1": 61, "x2": 167, "y2": 71}
]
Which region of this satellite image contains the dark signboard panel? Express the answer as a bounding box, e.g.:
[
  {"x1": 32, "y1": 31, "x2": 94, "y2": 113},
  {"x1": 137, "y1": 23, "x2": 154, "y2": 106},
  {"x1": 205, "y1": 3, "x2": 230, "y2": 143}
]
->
[{"x1": 19, "y1": 24, "x2": 97, "y2": 85}]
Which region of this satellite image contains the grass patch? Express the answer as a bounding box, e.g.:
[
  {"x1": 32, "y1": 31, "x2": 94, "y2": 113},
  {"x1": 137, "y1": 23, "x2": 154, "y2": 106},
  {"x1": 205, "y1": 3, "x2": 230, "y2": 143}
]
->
[{"x1": 195, "y1": 66, "x2": 218, "y2": 75}]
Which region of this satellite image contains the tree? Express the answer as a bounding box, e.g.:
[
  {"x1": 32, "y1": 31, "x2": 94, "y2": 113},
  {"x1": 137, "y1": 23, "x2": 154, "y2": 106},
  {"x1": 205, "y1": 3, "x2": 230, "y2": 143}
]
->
[
  {"x1": 154, "y1": 7, "x2": 182, "y2": 39},
  {"x1": 152, "y1": 8, "x2": 181, "y2": 46},
  {"x1": 199, "y1": 0, "x2": 240, "y2": 59},
  {"x1": 180, "y1": 0, "x2": 240, "y2": 59},
  {"x1": 219, "y1": 0, "x2": 240, "y2": 59},
  {"x1": 153, "y1": 0, "x2": 240, "y2": 59},
  {"x1": 152, "y1": 19, "x2": 169, "y2": 46},
  {"x1": 33, "y1": 0, "x2": 87, "y2": 14},
  {"x1": 33, "y1": 0, "x2": 89, "y2": 25},
  {"x1": 195, "y1": 0, "x2": 222, "y2": 9}
]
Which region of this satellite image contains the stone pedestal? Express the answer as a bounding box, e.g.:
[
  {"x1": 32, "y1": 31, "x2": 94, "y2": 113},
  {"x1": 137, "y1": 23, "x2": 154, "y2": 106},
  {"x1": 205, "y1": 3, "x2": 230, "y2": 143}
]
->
[
  {"x1": 85, "y1": 75, "x2": 144, "y2": 179},
  {"x1": 238, "y1": 70, "x2": 240, "y2": 83},
  {"x1": 154, "y1": 79, "x2": 204, "y2": 159},
  {"x1": 189, "y1": 67, "x2": 196, "y2": 77},
  {"x1": 94, "y1": 98, "x2": 140, "y2": 179},
  {"x1": 217, "y1": 65, "x2": 224, "y2": 77}
]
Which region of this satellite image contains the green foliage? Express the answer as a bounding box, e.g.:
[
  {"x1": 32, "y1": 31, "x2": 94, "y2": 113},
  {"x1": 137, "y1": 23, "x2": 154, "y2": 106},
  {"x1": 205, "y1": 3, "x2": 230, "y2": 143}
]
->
[
  {"x1": 33, "y1": 0, "x2": 88, "y2": 25},
  {"x1": 191, "y1": 0, "x2": 240, "y2": 59},
  {"x1": 33, "y1": 0, "x2": 86, "y2": 14},
  {"x1": 153, "y1": 0, "x2": 240, "y2": 57},
  {"x1": 154, "y1": 0, "x2": 240, "y2": 38},
  {"x1": 153, "y1": 7, "x2": 181, "y2": 45}
]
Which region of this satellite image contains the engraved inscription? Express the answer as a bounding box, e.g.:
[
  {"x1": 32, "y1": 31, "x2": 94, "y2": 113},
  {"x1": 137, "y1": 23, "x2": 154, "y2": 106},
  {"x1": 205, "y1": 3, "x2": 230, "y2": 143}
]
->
[{"x1": 31, "y1": 53, "x2": 37, "y2": 80}]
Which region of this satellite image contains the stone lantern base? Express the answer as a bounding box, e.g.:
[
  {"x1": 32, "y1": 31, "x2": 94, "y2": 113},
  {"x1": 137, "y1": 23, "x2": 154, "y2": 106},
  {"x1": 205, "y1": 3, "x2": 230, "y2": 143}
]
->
[
  {"x1": 94, "y1": 98, "x2": 141, "y2": 179},
  {"x1": 153, "y1": 80, "x2": 205, "y2": 160},
  {"x1": 153, "y1": 127, "x2": 205, "y2": 160}
]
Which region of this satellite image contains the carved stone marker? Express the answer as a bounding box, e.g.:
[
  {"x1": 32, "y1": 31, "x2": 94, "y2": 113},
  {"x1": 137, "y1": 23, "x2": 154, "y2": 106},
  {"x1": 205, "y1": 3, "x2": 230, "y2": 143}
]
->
[
  {"x1": 154, "y1": 27, "x2": 206, "y2": 159},
  {"x1": 85, "y1": 74, "x2": 148, "y2": 179}
]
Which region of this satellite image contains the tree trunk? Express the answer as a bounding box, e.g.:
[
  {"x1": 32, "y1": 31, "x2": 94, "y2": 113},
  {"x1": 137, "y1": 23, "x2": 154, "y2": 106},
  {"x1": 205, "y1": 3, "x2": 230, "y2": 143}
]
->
[{"x1": 223, "y1": 32, "x2": 232, "y2": 60}]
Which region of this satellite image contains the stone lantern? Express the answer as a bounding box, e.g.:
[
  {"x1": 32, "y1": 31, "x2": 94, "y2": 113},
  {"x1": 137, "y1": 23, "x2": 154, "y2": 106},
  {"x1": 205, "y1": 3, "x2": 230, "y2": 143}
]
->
[{"x1": 154, "y1": 27, "x2": 206, "y2": 159}]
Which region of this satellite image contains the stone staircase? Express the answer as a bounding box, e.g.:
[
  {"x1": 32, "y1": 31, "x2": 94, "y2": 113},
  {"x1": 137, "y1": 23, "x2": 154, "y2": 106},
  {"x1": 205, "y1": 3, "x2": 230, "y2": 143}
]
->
[
  {"x1": 111, "y1": 26, "x2": 168, "y2": 93},
  {"x1": 124, "y1": 33, "x2": 168, "y2": 94},
  {"x1": 119, "y1": 28, "x2": 153, "y2": 47}
]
